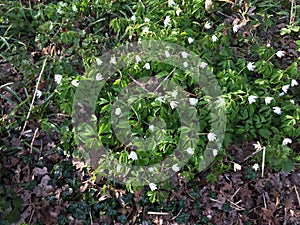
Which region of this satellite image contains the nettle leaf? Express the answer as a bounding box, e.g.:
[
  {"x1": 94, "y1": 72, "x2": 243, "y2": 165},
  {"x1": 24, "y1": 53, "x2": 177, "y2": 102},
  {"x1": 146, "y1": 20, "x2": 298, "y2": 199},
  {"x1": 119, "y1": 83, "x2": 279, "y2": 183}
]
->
[
  {"x1": 281, "y1": 159, "x2": 294, "y2": 172},
  {"x1": 266, "y1": 145, "x2": 295, "y2": 172}
]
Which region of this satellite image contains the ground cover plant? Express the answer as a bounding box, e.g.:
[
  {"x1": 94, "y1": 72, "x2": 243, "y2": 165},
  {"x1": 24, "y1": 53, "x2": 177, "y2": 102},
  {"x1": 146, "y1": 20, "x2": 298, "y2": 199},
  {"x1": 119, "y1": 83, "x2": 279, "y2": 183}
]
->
[{"x1": 0, "y1": 0, "x2": 300, "y2": 224}]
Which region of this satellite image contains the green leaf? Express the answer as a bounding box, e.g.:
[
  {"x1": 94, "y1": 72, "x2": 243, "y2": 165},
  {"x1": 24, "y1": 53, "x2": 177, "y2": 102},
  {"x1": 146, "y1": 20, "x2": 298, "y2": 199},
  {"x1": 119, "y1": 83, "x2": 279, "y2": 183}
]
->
[
  {"x1": 258, "y1": 128, "x2": 271, "y2": 139},
  {"x1": 285, "y1": 62, "x2": 298, "y2": 77},
  {"x1": 281, "y1": 159, "x2": 294, "y2": 172}
]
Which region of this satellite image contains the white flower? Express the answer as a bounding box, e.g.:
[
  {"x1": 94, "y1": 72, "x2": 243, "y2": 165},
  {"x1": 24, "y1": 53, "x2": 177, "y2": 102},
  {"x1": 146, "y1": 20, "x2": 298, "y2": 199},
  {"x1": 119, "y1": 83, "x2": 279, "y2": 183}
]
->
[
  {"x1": 128, "y1": 151, "x2": 138, "y2": 160},
  {"x1": 156, "y1": 96, "x2": 165, "y2": 103},
  {"x1": 149, "y1": 124, "x2": 155, "y2": 132},
  {"x1": 290, "y1": 99, "x2": 295, "y2": 104},
  {"x1": 131, "y1": 15, "x2": 136, "y2": 21},
  {"x1": 212, "y1": 35, "x2": 218, "y2": 42},
  {"x1": 164, "y1": 16, "x2": 171, "y2": 27},
  {"x1": 272, "y1": 106, "x2": 282, "y2": 115},
  {"x1": 183, "y1": 62, "x2": 189, "y2": 67},
  {"x1": 71, "y1": 80, "x2": 79, "y2": 87},
  {"x1": 189, "y1": 98, "x2": 198, "y2": 106},
  {"x1": 176, "y1": 9, "x2": 182, "y2": 16},
  {"x1": 171, "y1": 90, "x2": 178, "y2": 98},
  {"x1": 248, "y1": 95, "x2": 257, "y2": 104},
  {"x1": 276, "y1": 50, "x2": 285, "y2": 58},
  {"x1": 110, "y1": 56, "x2": 117, "y2": 64},
  {"x1": 172, "y1": 164, "x2": 180, "y2": 172},
  {"x1": 36, "y1": 90, "x2": 42, "y2": 99},
  {"x1": 252, "y1": 163, "x2": 259, "y2": 171},
  {"x1": 96, "y1": 73, "x2": 103, "y2": 81},
  {"x1": 282, "y1": 84, "x2": 290, "y2": 93},
  {"x1": 168, "y1": 0, "x2": 175, "y2": 7},
  {"x1": 143, "y1": 27, "x2": 149, "y2": 33},
  {"x1": 136, "y1": 55, "x2": 141, "y2": 63},
  {"x1": 144, "y1": 63, "x2": 151, "y2": 70},
  {"x1": 208, "y1": 133, "x2": 217, "y2": 142},
  {"x1": 149, "y1": 183, "x2": 157, "y2": 191},
  {"x1": 96, "y1": 58, "x2": 103, "y2": 66},
  {"x1": 117, "y1": 165, "x2": 122, "y2": 172},
  {"x1": 54, "y1": 74, "x2": 62, "y2": 84},
  {"x1": 212, "y1": 149, "x2": 218, "y2": 157},
  {"x1": 233, "y1": 24, "x2": 240, "y2": 33},
  {"x1": 188, "y1": 37, "x2": 194, "y2": 44},
  {"x1": 181, "y1": 51, "x2": 188, "y2": 58},
  {"x1": 282, "y1": 138, "x2": 292, "y2": 145},
  {"x1": 253, "y1": 141, "x2": 262, "y2": 151},
  {"x1": 264, "y1": 97, "x2": 274, "y2": 105},
  {"x1": 170, "y1": 100, "x2": 178, "y2": 109},
  {"x1": 115, "y1": 107, "x2": 122, "y2": 116},
  {"x1": 148, "y1": 167, "x2": 154, "y2": 172},
  {"x1": 279, "y1": 92, "x2": 285, "y2": 97},
  {"x1": 266, "y1": 43, "x2": 271, "y2": 48},
  {"x1": 216, "y1": 96, "x2": 225, "y2": 107},
  {"x1": 233, "y1": 163, "x2": 242, "y2": 172},
  {"x1": 205, "y1": 0, "x2": 213, "y2": 11},
  {"x1": 200, "y1": 61, "x2": 208, "y2": 69},
  {"x1": 165, "y1": 50, "x2": 170, "y2": 58},
  {"x1": 186, "y1": 147, "x2": 194, "y2": 155},
  {"x1": 204, "y1": 22, "x2": 212, "y2": 29},
  {"x1": 247, "y1": 62, "x2": 256, "y2": 71},
  {"x1": 291, "y1": 79, "x2": 298, "y2": 87},
  {"x1": 145, "y1": 18, "x2": 150, "y2": 23}
]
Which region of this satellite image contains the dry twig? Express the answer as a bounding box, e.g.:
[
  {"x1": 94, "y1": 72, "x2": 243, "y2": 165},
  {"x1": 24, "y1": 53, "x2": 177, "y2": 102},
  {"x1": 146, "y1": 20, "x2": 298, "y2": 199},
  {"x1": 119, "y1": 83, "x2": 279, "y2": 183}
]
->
[
  {"x1": 147, "y1": 211, "x2": 169, "y2": 215},
  {"x1": 261, "y1": 146, "x2": 266, "y2": 178},
  {"x1": 171, "y1": 208, "x2": 182, "y2": 220},
  {"x1": 20, "y1": 57, "x2": 48, "y2": 138},
  {"x1": 294, "y1": 185, "x2": 300, "y2": 207},
  {"x1": 30, "y1": 128, "x2": 39, "y2": 153},
  {"x1": 231, "y1": 187, "x2": 240, "y2": 200},
  {"x1": 290, "y1": 0, "x2": 296, "y2": 25}
]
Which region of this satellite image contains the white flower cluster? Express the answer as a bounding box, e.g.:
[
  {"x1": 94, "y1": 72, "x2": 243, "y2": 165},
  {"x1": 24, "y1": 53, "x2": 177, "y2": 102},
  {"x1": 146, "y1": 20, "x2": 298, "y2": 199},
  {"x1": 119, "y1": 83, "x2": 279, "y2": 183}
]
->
[{"x1": 247, "y1": 78, "x2": 298, "y2": 115}]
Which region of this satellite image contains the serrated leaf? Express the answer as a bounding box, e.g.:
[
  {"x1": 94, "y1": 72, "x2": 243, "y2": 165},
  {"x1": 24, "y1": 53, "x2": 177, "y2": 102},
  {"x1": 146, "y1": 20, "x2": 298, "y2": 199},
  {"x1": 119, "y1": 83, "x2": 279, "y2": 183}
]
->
[{"x1": 259, "y1": 128, "x2": 271, "y2": 139}]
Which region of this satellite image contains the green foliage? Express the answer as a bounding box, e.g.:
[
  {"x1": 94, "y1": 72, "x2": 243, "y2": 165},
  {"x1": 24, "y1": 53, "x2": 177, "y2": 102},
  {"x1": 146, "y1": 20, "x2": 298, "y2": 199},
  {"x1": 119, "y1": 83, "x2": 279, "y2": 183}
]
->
[
  {"x1": 0, "y1": 186, "x2": 22, "y2": 225},
  {"x1": 206, "y1": 149, "x2": 231, "y2": 184},
  {"x1": 0, "y1": 0, "x2": 299, "y2": 220},
  {"x1": 244, "y1": 166, "x2": 257, "y2": 181},
  {"x1": 266, "y1": 145, "x2": 294, "y2": 172}
]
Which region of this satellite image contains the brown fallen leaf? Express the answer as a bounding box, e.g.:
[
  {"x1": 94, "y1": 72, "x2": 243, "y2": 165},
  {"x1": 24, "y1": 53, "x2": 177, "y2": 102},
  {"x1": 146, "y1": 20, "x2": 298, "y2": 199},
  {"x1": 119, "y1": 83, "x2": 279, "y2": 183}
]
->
[{"x1": 33, "y1": 167, "x2": 48, "y2": 176}]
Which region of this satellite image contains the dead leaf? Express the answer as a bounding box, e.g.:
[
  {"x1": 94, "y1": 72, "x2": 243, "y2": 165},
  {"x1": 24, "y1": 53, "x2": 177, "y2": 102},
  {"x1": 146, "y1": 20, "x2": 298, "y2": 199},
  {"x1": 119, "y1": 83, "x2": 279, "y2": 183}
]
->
[{"x1": 33, "y1": 167, "x2": 48, "y2": 176}]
